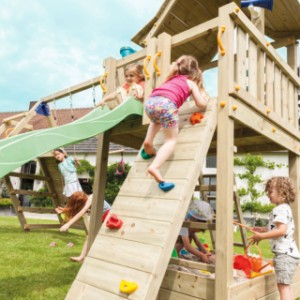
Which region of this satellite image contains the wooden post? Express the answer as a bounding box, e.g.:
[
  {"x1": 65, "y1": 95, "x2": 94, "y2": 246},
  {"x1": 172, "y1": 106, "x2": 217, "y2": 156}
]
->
[
  {"x1": 87, "y1": 131, "x2": 110, "y2": 251},
  {"x1": 103, "y1": 57, "x2": 118, "y2": 110},
  {"x1": 252, "y1": 9, "x2": 265, "y2": 35},
  {"x1": 143, "y1": 37, "x2": 157, "y2": 125},
  {"x1": 4, "y1": 176, "x2": 28, "y2": 229},
  {"x1": 287, "y1": 39, "x2": 298, "y2": 73},
  {"x1": 155, "y1": 32, "x2": 171, "y2": 87},
  {"x1": 215, "y1": 4, "x2": 236, "y2": 300},
  {"x1": 289, "y1": 152, "x2": 300, "y2": 246}
]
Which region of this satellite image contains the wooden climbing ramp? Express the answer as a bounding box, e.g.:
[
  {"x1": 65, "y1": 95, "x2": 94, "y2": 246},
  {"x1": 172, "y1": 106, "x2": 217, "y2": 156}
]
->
[{"x1": 66, "y1": 99, "x2": 217, "y2": 299}]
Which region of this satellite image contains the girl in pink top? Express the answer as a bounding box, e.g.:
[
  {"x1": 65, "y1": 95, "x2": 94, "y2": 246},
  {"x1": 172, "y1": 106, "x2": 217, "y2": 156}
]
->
[{"x1": 142, "y1": 55, "x2": 209, "y2": 192}]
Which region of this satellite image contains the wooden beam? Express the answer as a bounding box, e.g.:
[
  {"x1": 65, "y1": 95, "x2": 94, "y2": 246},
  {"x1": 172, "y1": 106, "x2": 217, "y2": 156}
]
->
[
  {"x1": 87, "y1": 131, "x2": 110, "y2": 251},
  {"x1": 8, "y1": 172, "x2": 50, "y2": 181},
  {"x1": 12, "y1": 189, "x2": 55, "y2": 197},
  {"x1": 182, "y1": 221, "x2": 216, "y2": 230},
  {"x1": 171, "y1": 17, "x2": 219, "y2": 48},
  {"x1": 215, "y1": 4, "x2": 236, "y2": 299}
]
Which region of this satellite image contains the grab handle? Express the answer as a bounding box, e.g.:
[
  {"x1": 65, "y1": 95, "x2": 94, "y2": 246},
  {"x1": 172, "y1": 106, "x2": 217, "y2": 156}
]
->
[
  {"x1": 153, "y1": 51, "x2": 162, "y2": 76},
  {"x1": 143, "y1": 55, "x2": 151, "y2": 79},
  {"x1": 217, "y1": 25, "x2": 226, "y2": 56},
  {"x1": 99, "y1": 72, "x2": 108, "y2": 94}
]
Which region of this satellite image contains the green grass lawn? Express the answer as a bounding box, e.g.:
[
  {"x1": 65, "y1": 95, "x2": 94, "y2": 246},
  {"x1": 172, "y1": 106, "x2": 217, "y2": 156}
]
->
[
  {"x1": 0, "y1": 216, "x2": 85, "y2": 300},
  {"x1": 0, "y1": 216, "x2": 274, "y2": 300}
]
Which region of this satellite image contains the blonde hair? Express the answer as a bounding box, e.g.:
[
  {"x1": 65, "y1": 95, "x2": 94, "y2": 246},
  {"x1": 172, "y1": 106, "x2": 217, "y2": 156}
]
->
[
  {"x1": 124, "y1": 63, "x2": 145, "y2": 83},
  {"x1": 265, "y1": 177, "x2": 296, "y2": 204},
  {"x1": 166, "y1": 55, "x2": 204, "y2": 90}
]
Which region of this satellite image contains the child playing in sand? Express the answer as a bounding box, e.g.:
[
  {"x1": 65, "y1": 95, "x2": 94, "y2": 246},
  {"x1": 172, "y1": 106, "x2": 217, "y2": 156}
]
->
[
  {"x1": 96, "y1": 63, "x2": 145, "y2": 107},
  {"x1": 141, "y1": 55, "x2": 209, "y2": 192},
  {"x1": 56, "y1": 191, "x2": 110, "y2": 262},
  {"x1": 175, "y1": 200, "x2": 215, "y2": 264},
  {"x1": 249, "y1": 177, "x2": 300, "y2": 300}
]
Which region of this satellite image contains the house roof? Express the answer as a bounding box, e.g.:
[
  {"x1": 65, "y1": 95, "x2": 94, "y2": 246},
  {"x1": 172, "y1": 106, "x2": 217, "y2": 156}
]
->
[
  {"x1": 132, "y1": 0, "x2": 300, "y2": 66},
  {"x1": 0, "y1": 108, "x2": 137, "y2": 154}
]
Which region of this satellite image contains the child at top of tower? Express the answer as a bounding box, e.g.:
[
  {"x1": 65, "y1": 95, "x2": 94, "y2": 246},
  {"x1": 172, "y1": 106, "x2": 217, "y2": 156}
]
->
[
  {"x1": 96, "y1": 63, "x2": 145, "y2": 107},
  {"x1": 141, "y1": 55, "x2": 209, "y2": 192}
]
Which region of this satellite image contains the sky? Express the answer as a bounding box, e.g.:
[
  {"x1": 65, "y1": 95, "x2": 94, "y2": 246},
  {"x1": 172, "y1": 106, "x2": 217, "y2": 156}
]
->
[{"x1": 0, "y1": 0, "x2": 166, "y2": 112}]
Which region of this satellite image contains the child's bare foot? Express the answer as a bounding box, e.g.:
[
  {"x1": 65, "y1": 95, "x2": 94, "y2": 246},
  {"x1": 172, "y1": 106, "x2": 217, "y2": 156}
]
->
[
  {"x1": 148, "y1": 167, "x2": 163, "y2": 183},
  {"x1": 70, "y1": 256, "x2": 84, "y2": 263},
  {"x1": 144, "y1": 142, "x2": 156, "y2": 156}
]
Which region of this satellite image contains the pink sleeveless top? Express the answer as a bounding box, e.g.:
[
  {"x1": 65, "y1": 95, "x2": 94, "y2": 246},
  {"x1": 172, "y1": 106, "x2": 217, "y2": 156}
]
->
[{"x1": 150, "y1": 75, "x2": 190, "y2": 108}]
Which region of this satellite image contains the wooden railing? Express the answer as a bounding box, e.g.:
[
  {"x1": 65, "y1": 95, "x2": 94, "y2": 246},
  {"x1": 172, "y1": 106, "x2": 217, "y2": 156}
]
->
[{"x1": 227, "y1": 5, "x2": 300, "y2": 135}]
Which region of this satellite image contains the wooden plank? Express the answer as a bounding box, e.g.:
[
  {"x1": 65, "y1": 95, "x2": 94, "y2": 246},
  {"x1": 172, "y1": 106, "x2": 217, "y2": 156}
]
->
[
  {"x1": 103, "y1": 57, "x2": 118, "y2": 109},
  {"x1": 236, "y1": 26, "x2": 247, "y2": 90},
  {"x1": 12, "y1": 189, "x2": 55, "y2": 197},
  {"x1": 288, "y1": 81, "x2": 295, "y2": 126},
  {"x1": 169, "y1": 257, "x2": 215, "y2": 273},
  {"x1": 273, "y1": 65, "x2": 282, "y2": 116},
  {"x1": 281, "y1": 74, "x2": 289, "y2": 121},
  {"x1": 156, "y1": 32, "x2": 171, "y2": 87},
  {"x1": 171, "y1": 17, "x2": 219, "y2": 47},
  {"x1": 20, "y1": 207, "x2": 56, "y2": 214},
  {"x1": 67, "y1": 281, "x2": 126, "y2": 300},
  {"x1": 25, "y1": 224, "x2": 61, "y2": 229},
  {"x1": 265, "y1": 56, "x2": 274, "y2": 110},
  {"x1": 247, "y1": 38, "x2": 257, "y2": 98},
  {"x1": 230, "y1": 87, "x2": 300, "y2": 139},
  {"x1": 289, "y1": 153, "x2": 300, "y2": 246},
  {"x1": 9, "y1": 120, "x2": 33, "y2": 130},
  {"x1": 160, "y1": 269, "x2": 215, "y2": 299},
  {"x1": 216, "y1": 5, "x2": 236, "y2": 299},
  {"x1": 76, "y1": 257, "x2": 152, "y2": 300},
  {"x1": 4, "y1": 175, "x2": 27, "y2": 229},
  {"x1": 8, "y1": 172, "x2": 50, "y2": 181},
  {"x1": 229, "y1": 273, "x2": 277, "y2": 300},
  {"x1": 99, "y1": 216, "x2": 170, "y2": 247},
  {"x1": 157, "y1": 288, "x2": 200, "y2": 300},
  {"x1": 143, "y1": 37, "x2": 157, "y2": 125},
  {"x1": 182, "y1": 221, "x2": 215, "y2": 230},
  {"x1": 88, "y1": 235, "x2": 162, "y2": 273},
  {"x1": 116, "y1": 48, "x2": 147, "y2": 68},
  {"x1": 257, "y1": 48, "x2": 265, "y2": 105},
  {"x1": 230, "y1": 97, "x2": 300, "y2": 155},
  {"x1": 112, "y1": 196, "x2": 181, "y2": 222},
  {"x1": 87, "y1": 131, "x2": 110, "y2": 251}
]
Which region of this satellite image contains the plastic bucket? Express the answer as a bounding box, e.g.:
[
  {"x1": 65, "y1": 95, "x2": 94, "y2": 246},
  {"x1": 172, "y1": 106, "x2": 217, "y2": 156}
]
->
[{"x1": 120, "y1": 46, "x2": 136, "y2": 57}]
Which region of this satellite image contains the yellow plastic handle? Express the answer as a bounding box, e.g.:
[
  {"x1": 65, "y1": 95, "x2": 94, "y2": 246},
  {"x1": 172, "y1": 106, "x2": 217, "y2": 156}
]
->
[
  {"x1": 5, "y1": 127, "x2": 14, "y2": 138},
  {"x1": 99, "y1": 72, "x2": 108, "y2": 94},
  {"x1": 217, "y1": 25, "x2": 226, "y2": 56},
  {"x1": 153, "y1": 51, "x2": 162, "y2": 76},
  {"x1": 143, "y1": 55, "x2": 151, "y2": 79}
]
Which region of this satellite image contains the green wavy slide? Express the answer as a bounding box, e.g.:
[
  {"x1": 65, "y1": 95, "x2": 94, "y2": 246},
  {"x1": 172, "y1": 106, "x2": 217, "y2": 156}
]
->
[{"x1": 0, "y1": 97, "x2": 143, "y2": 178}]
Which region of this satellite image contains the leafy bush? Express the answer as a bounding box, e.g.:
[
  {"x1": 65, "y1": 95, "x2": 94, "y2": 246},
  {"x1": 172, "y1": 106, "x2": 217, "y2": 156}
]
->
[
  {"x1": 241, "y1": 200, "x2": 275, "y2": 213},
  {"x1": 29, "y1": 187, "x2": 53, "y2": 208},
  {"x1": 0, "y1": 198, "x2": 12, "y2": 208},
  {"x1": 104, "y1": 162, "x2": 131, "y2": 205}
]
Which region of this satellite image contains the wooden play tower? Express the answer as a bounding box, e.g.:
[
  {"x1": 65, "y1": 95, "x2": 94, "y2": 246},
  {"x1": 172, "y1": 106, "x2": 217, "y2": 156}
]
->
[
  {"x1": 66, "y1": 1, "x2": 300, "y2": 299},
  {"x1": 1, "y1": 0, "x2": 299, "y2": 299}
]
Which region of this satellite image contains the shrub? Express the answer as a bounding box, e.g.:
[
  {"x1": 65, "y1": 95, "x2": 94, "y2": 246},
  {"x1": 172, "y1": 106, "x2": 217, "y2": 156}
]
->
[
  {"x1": 104, "y1": 162, "x2": 131, "y2": 205},
  {"x1": 29, "y1": 187, "x2": 53, "y2": 208},
  {"x1": 241, "y1": 200, "x2": 275, "y2": 213},
  {"x1": 0, "y1": 198, "x2": 12, "y2": 208}
]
